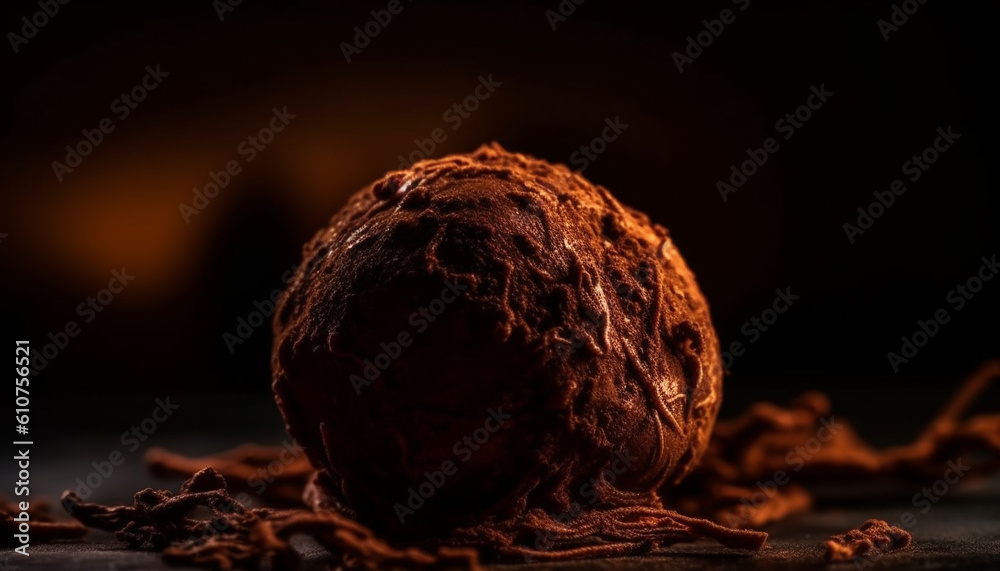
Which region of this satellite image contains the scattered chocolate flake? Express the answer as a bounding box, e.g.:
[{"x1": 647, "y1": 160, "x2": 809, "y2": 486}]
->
[
  {"x1": 62, "y1": 467, "x2": 480, "y2": 570},
  {"x1": 116, "y1": 361, "x2": 998, "y2": 568},
  {"x1": 0, "y1": 497, "x2": 86, "y2": 543},
  {"x1": 146, "y1": 451, "x2": 767, "y2": 564},
  {"x1": 673, "y1": 482, "x2": 812, "y2": 529},
  {"x1": 824, "y1": 519, "x2": 911, "y2": 562},
  {"x1": 146, "y1": 444, "x2": 312, "y2": 507},
  {"x1": 673, "y1": 360, "x2": 1000, "y2": 527},
  {"x1": 448, "y1": 505, "x2": 767, "y2": 562}
]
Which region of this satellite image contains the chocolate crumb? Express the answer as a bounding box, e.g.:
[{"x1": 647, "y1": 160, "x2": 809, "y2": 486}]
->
[
  {"x1": 146, "y1": 444, "x2": 312, "y2": 507},
  {"x1": 1, "y1": 497, "x2": 86, "y2": 543},
  {"x1": 824, "y1": 519, "x2": 911, "y2": 562},
  {"x1": 62, "y1": 467, "x2": 480, "y2": 570},
  {"x1": 673, "y1": 360, "x2": 1000, "y2": 528}
]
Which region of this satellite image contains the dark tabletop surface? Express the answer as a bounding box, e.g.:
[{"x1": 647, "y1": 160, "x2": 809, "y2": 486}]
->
[
  {"x1": 8, "y1": 497, "x2": 1000, "y2": 570},
  {"x1": 4, "y1": 428, "x2": 999, "y2": 571}
]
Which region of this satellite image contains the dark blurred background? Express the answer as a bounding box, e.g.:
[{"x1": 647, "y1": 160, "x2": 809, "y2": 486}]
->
[{"x1": 1, "y1": 1, "x2": 997, "y2": 498}]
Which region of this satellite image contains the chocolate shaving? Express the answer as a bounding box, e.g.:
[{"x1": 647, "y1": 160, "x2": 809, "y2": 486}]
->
[
  {"x1": 1, "y1": 497, "x2": 87, "y2": 544},
  {"x1": 146, "y1": 444, "x2": 312, "y2": 507},
  {"x1": 824, "y1": 519, "x2": 911, "y2": 562},
  {"x1": 449, "y1": 504, "x2": 766, "y2": 561},
  {"x1": 52, "y1": 357, "x2": 998, "y2": 570},
  {"x1": 673, "y1": 482, "x2": 812, "y2": 529},
  {"x1": 145, "y1": 447, "x2": 768, "y2": 564},
  {"x1": 673, "y1": 360, "x2": 1000, "y2": 526},
  {"x1": 62, "y1": 467, "x2": 480, "y2": 570}
]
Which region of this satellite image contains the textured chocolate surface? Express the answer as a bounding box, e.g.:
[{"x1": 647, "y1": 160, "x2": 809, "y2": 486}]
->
[{"x1": 271, "y1": 144, "x2": 723, "y2": 541}]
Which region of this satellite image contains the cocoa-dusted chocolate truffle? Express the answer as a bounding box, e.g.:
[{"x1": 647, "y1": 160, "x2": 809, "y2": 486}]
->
[{"x1": 272, "y1": 144, "x2": 725, "y2": 545}]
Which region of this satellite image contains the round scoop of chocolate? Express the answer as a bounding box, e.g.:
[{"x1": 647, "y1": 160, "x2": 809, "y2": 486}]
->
[{"x1": 272, "y1": 144, "x2": 722, "y2": 542}]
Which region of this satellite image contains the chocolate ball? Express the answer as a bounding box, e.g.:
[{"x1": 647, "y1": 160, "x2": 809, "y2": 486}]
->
[{"x1": 272, "y1": 144, "x2": 722, "y2": 541}]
